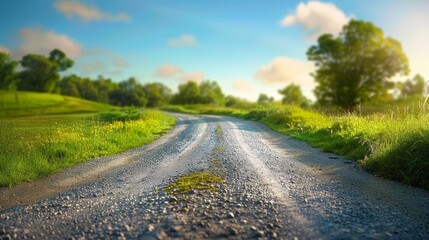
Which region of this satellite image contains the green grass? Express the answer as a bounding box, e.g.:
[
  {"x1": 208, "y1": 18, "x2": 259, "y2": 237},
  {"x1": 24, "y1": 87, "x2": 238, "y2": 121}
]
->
[
  {"x1": 164, "y1": 103, "x2": 429, "y2": 190},
  {"x1": 0, "y1": 110, "x2": 175, "y2": 186},
  {"x1": 0, "y1": 91, "x2": 117, "y2": 117},
  {"x1": 0, "y1": 91, "x2": 176, "y2": 186},
  {"x1": 164, "y1": 172, "x2": 225, "y2": 195}
]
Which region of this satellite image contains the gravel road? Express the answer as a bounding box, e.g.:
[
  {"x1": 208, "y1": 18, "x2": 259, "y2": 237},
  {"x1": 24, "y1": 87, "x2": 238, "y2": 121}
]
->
[{"x1": 1, "y1": 113, "x2": 429, "y2": 239}]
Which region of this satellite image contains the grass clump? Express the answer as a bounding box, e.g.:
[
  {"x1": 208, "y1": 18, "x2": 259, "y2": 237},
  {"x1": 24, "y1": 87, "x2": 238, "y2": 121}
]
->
[
  {"x1": 164, "y1": 172, "x2": 225, "y2": 195},
  {"x1": 215, "y1": 146, "x2": 225, "y2": 151},
  {"x1": 216, "y1": 124, "x2": 222, "y2": 137},
  {"x1": 211, "y1": 159, "x2": 221, "y2": 165},
  {"x1": 0, "y1": 110, "x2": 175, "y2": 186}
]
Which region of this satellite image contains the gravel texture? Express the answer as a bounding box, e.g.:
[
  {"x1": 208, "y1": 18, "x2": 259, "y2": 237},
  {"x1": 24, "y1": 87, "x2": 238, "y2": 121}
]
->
[{"x1": 1, "y1": 113, "x2": 429, "y2": 239}]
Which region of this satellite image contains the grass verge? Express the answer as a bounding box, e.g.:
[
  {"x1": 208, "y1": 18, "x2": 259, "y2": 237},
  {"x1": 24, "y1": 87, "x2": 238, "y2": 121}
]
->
[
  {"x1": 163, "y1": 104, "x2": 429, "y2": 190},
  {"x1": 0, "y1": 110, "x2": 175, "y2": 186}
]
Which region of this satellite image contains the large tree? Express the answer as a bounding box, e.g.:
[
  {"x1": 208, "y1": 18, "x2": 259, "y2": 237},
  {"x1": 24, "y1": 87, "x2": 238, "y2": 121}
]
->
[
  {"x1": 58, "y1": 74, "x2": 82, "y2": 98},
  {"x1": 199, "y1": 80, "x2": 225, "y2": 105},
  {"x1": 143, "y1": 82, "x2": 172, "y2": 107},
  {"x1": 257, "y1": 93, "x2": 274, "y2": 104},
  {"x1": 278, "y1": 83, "x2": 307, "y2": 106},
  {"x1": 18, "y1": 54, "x2": 59, "y2": 93},
  {"x1": 109, "y1": 77, "x2": 147, "y2": 106},
  {"x1": 93, "y1": 75, "x2": 119, "y2": 103},
  {"x1": 400, "y1": 74, "x2": 425, "y2": 98},
  {"x1": 0, "y1": 52, "x2": 18, "y2": 90},
  {"x1": 49, "y1": 49, "x2": 74, "y2": 72},
  {"x1": 19, "y1": 49, "x2": 74, "y2": 93},
  {"x1": 171, "y1": 81, "x2": 201, "y2": 105},
  {"x1": 307, "y1": 19, "x2": 409, "y2": 110}
]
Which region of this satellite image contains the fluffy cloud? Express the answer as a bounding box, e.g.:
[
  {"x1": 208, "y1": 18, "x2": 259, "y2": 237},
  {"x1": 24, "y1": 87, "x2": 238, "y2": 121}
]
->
[
  {"x1": 256, "y1": 57, "x2": 316, "y2": 98},
  {"x1": 80, "y1": 61, "x2": 108, "y2": 75},
  {"x1": 0, "y1": 46, "x2": 10, "y2": 54},
  {"x1": 281, "y1": 1, "x2": 349, "y2": 38},
  {"x1": 179, "y1": 71, "x2": 205, "y2": 83},
  {"x1": 233, "y1": 80, "x2": 253, "y2": 93},
  {"x1": 154, "y1": 64, "x2": 183, "y2": 78},
  {"x1": 18, "y1": 27, "x2": 83, "y2": 58},
  {"x1": 83, "y1": 48, "x2": 130, "y2": 68},
  {"x1": 168, "y1": 34, "x2": 197, "y2": 47},
  {"x1": 154, "y1": 64, "x2": 204, "y2": 83},
  {"x1": 55, "y1": 1, "x2": 131, "y2": 22},
  {"x1": 112, "y1": 58, "x2": 129, "y2": 68}
]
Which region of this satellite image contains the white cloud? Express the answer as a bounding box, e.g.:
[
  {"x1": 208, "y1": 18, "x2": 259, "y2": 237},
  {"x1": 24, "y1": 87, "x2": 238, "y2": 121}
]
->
[
  {"x1": 256, "y1": 57, "x2": 316, "y2": 99},
  {"x1": 233, "y1": 80, "x2": 253, "y2": 93},
  {"x1": 0, "y1": 46, "x2": 10, "y2": 54},
  {"x1": 168, "y1": 34, "x2": 197, "y2": 47},
  {"x1": 154, "y1": 64, "x2": 204, "y2": 83},
  {"x1": 80, "y1": 61, "x2": 108, "y2": 75},
  {"x1": 112, "y1": 57, "x2": 130, "y2": 68},
  {"x1": 55, "y1": 1, "x2": 131, "y2": 22},
  {"x1": 154, "y1": 64, "x2": 183, "y2": 78},
  {"x1": 18, "y1": 27, "x2": 83, "y2": 58},
  {"x1": 179, "y1": 71, "x2": 205, "y2": 83},
  {"x1": 281, "y1": 1, "x2": 349, "y2": 38}
]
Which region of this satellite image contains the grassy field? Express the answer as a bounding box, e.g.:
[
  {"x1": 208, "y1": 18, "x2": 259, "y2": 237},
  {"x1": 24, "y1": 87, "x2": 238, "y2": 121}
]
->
[
  {"x1": 163, "y1": 102, "x2": 429, "y2": 190},
  {"x1": 0, "y1": 92, "x2": 175, "y2": 186},
  {"x1": 0, "y1": 90, "x2": 117, "y2": 117}
]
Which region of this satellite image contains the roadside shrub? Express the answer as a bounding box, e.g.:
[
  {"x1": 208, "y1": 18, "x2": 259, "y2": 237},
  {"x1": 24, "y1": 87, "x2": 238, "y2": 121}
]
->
[{"x1": 97, "y1": 108, "x2": 141, "y2": 123}]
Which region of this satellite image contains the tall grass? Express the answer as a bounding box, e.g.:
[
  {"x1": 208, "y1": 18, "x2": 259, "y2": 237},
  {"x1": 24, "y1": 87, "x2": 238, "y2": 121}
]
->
[
  {"x1": 164, "y1": 103, "x2": 429, "y2": 189},
  {"x1": 0, "y1": 110, "x2": 175, "y2": 186}
]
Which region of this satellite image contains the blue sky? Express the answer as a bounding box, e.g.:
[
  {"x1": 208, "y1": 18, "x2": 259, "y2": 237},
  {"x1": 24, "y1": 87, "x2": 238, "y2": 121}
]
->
[{"x1": 1, "y1": 0, "x2": 428, "y2": 100}]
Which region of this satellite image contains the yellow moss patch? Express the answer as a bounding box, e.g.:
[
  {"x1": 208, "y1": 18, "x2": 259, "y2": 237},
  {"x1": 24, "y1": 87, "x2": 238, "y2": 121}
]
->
[{"x1": 164, "y1": 172, "x2": 225, "y2": 195}]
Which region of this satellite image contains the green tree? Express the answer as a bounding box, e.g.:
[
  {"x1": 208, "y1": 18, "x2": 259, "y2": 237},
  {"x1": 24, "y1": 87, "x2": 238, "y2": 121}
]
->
[
  {"x1": 171, "y1": 81, "x2": 201, "y2": 104},
  {"x1": 257, "y1": 93, "x2": 274, "y2": 104},
  {"x1": 143, "y1": 82, "x2": 172, "y2": 107},
  {"x1": 58, "y1": 74, "x2": 82, "y2": 97},
  {"x1": 225, "y1": 95, "x2": 254, "y2": 108},
  {"x1": 199, "y1": 80, "x2": 225, "y2": 105},
  {"x1": 401, "y1": 74, "x2": 425, "y2": 98},
  {"x1": 307, "y1": 19, "x2": 409, "y2": 110},
  {"x1": 93, "y1": 76, "x2": 119, "y2": 103},
  {"x1": 18, "y1": 54, "x2": 59, "y2": 93},
  {"x1": 78, "y1": 78, "x2": 99, "y2": 101},
  {"x1": 49, "y1": 49, "x2": 74, "y2": 72},
  {"x1": 0, "y1": 52, "x2": 18, "y2": 90},
  {"x1": 109, "y1": 77, "x2": 147, "y2": 106},
  {"x1": 278, "y1": 83, "x2": 309, "y2": 106}
]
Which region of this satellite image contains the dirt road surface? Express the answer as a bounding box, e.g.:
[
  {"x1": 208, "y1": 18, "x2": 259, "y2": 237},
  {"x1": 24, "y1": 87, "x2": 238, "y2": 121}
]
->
[{"x1": 1, "y1": 113, "x2": 429, "y2": 239}]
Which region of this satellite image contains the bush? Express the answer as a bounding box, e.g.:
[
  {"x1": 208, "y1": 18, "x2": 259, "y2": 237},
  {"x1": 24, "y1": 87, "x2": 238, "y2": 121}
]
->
[{"x1": 97, "y1": 108, "x2": 141, "y2": 123}]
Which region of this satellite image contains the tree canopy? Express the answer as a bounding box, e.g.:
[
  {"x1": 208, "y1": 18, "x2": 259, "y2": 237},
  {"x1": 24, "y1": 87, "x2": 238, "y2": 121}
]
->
[
  {"x1": 257, "y1": 93, "x2": 274, "y2": 104},
  {"x1": 278, "y1": 83, "x2": 308, "y2": 106},
  {"x1": 18, "y1": 53, "x2": 60, "y2": 93},
  {"x1": 143, "y1": 82, "x2": 172, "y2": 107},
  {"x1": 49, "y1": 49, "x2": 74, "y2": 72},
  {"x1": 307, "y1": 19, "x2": 409, "y2": 110},
  {"x1": 400, "y1": 74, "x2": 425, "y2": 98},
  {"x1": 0, "y1": 52, "x2": 18, "y2": 90}
]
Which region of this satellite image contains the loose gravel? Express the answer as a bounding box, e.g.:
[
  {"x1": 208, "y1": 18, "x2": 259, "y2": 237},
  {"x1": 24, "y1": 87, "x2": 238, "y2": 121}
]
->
[{"x1": 1, "y1": 113, "x2": 429, "y2": 239}]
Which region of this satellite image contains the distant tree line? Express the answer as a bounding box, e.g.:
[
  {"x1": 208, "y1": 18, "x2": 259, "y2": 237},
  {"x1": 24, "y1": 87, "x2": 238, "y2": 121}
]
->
[{"x1": 0, "y1": 49, "x2": 230, "y2": 107}]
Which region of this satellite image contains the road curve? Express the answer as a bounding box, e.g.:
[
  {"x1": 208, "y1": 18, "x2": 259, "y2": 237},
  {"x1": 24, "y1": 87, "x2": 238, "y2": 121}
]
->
[{"x1": 1, "y1": 113, "x2": 429, "y2": 239}]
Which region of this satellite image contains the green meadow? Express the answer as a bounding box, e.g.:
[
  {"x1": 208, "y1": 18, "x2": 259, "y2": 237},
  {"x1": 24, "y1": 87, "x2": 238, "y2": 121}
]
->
[
  {"x1": 163, "y1": 101, "x2": 429, "y2": 190},
  {"x1": 0, "y1": 91, "x2": 175, "y2": 186}
]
